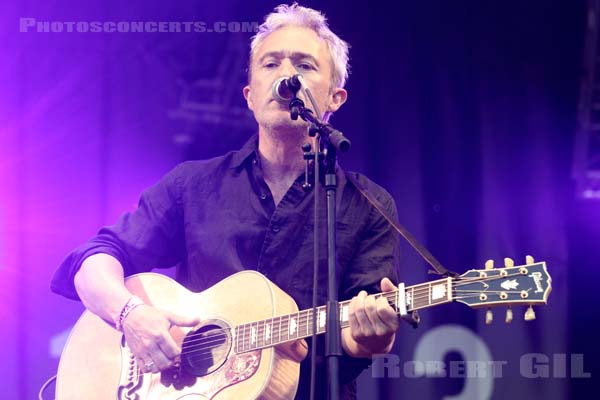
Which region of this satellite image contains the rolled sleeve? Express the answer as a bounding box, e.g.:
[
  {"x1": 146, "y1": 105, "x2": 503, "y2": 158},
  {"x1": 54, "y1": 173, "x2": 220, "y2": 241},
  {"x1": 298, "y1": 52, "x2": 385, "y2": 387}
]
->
[{"x1": 50, "y1": 164, "x2": 185, "y2": 300}]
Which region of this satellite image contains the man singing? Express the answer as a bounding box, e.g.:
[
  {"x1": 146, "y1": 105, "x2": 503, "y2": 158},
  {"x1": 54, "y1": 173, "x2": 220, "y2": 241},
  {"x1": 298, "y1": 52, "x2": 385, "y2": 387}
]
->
[{"x1": 52, "y1": 4, "x2": 401, "y2": 399}]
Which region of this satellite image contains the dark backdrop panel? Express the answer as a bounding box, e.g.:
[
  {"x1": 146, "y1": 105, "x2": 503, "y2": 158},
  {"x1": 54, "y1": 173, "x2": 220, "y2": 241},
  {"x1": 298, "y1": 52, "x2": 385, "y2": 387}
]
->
[{"x1": 0, "y1": 1, "x2": 593, "y2": 399}]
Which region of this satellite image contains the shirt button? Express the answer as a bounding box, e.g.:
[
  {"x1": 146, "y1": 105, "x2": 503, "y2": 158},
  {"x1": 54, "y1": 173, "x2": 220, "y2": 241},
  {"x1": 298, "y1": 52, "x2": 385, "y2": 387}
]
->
[
  {"x1": 260, "y1": 193, "x2": 268, "y2": 200},
  {"x1": 272, "y1": 224, "x2": 280, "y2": 233}
]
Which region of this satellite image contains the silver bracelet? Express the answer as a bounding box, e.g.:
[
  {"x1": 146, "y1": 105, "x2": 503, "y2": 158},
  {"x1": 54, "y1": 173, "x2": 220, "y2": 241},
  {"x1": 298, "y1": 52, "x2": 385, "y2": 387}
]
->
[{"x1": 115, "y1": 296, "x2": 144, "y2": 331}]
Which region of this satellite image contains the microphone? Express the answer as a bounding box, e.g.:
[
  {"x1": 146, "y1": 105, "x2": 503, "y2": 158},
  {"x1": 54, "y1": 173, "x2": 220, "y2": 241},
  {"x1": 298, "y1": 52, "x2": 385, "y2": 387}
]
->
[{"x1": 272, "y1": 75, "x2": 302, "y2": 102}]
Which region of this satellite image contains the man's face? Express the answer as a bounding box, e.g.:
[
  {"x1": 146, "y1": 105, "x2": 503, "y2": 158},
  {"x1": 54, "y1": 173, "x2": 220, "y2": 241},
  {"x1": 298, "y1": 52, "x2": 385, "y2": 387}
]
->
[{"x1": 243, "y1": 26, "x2": 347, "y2": 134}]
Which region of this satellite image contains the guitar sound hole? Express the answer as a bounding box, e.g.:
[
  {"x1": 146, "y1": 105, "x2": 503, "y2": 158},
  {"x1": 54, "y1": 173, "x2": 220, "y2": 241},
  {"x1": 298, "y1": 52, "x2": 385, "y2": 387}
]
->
[{"x1": 181, "y1": 320, "x2": 231, "y2": 377}]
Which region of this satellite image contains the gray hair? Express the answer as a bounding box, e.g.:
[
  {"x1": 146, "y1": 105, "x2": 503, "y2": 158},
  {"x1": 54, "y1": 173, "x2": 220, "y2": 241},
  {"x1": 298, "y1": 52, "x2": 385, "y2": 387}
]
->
[{"x1": 249, "y1": 3, "x2": 350, "y2": 89}]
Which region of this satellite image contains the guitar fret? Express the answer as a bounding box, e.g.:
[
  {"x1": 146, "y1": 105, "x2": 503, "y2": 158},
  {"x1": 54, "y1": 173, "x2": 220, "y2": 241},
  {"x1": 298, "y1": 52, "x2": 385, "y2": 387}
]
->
[
  {"x1": 258, "y1": 320, "x2": 263, "y2": 348},
  {"x1": 239, "y1": 324, "x2": 243, "y2": 352},
  {"x1": 341, "y1": 303, "x2": 348, "y2": 325},
  {"x1": 249, "y1": 322, "x2": 253, "y2": 350},
  {"x1": 245, "y1": 323, "x2": 250, "y2": 351},
  {"x1": 235, "y1": 325, "x2": 240, "y2": 353},
  {"x1": 278, "y1": 316, "x2": 282, "y2": 344},
  {"x1": 253, "y1": 322, "x2": 257, "y2": 349},
  {"x1": 247, "y1": 323, "x2": 250, "y2": 350},
  {"x1": 318, "y1": 308, "x2": 326, "y2": 332},
  {"x1": 282, "y1": 315, "x2": 287, "y2": 341},
  {"x1": 431, "y1": 282, "x2": 447, "y2": 304},
  {"x1": 296, "y1": 312, "x2": 301, "y2": 339},
  {"x1": 264, "y1": 320, "x2": 271, "y2": 345},
  {"x1": 240, "y1": 323, "x2": 245, "y2": 352},
  {"x1": 234, "y1": 278, "x2": 461, "y2": 353},
  {"x1": 253, "y1": 321, "x2": 258, "y2": 349},
  {"x1": 306, "y1": 310, "x2": 311, "y2": 335},
  {"x1": 418, "y1": 283, "x2": 428, "y2": 308},
  {"x1": 303, "y1": 310, "x2": 308, "y2": 337},
  {"x1": 428, "y1": 282, "x2": 432, "y2": 305},
  {"x1": 298, "y1": 310, "x2": 304, "y2": 337},
  {"x1": 259, "y1": 320, "x2": 264, "y2": 347},
  {"x1": 288, "y1": 315, "x2": 293, "y2": 339},
  {"x1": 258, "y1": 320, "x2": 262, "y2": 347}
]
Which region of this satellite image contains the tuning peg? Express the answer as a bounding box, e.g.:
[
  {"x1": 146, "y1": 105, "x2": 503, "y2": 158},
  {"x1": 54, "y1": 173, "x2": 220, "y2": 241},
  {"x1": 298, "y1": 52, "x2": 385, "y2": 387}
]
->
[
  {"x1": 524, "y1": 306, "x2": 536, "y2": 321},
  {"x1": 485, "y1": 259, "x2": 494, "y2": 270},
  {"x1": 485, "y1": 308, "x2": 493, "y2": 325},
  {"x1": 505, "y1": 307, "x2": 513, "y2": 324},
  {"x1": 504, "y1": 257, "x2": 514, "y2": 268},
  {"x1": 526, "y1": 255, "x2": 535, "y2": 265}
]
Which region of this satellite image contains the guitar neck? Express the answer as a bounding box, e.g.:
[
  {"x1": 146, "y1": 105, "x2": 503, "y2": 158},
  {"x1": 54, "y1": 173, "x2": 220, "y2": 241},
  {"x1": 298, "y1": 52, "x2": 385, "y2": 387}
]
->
[{"x1": 234, "y1": 277, "x2": 453, "y2": 353}]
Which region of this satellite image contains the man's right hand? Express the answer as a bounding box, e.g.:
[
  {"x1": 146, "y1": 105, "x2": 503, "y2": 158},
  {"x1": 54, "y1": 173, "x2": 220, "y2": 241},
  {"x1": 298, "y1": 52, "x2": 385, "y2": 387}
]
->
[
  {"x1": 74, "y1": 254, "x2": 200, "y2": 374},
  {"x1": 122, "y1": 305, "x2": 199, "y2": 374}
]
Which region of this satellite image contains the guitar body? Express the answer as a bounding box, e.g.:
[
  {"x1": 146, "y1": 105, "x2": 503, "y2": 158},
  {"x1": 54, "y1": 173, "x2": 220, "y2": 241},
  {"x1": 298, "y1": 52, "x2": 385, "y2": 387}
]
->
[
  {"x1": 56, "y1": 271, "x2": 306, "y2": 400},
  {"x1": 55, "y1": 259, "x2": 552, "y2": 399}
]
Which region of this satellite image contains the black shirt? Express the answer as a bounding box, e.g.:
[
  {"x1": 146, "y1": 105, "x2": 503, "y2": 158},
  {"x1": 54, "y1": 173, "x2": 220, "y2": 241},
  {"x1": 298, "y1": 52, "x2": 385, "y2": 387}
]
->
[{"x1": 51, "y1": 134, "x2": 400, "y2": 399}]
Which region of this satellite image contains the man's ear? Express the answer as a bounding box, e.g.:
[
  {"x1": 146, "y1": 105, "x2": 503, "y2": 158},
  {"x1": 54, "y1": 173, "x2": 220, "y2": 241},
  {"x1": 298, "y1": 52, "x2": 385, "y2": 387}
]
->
[
  {"x1": 327, "y1": 88, "x2": 348, "y2": 113},
  {"x1": 243, "y1": 85, "x2": 254, "y2": 111}
]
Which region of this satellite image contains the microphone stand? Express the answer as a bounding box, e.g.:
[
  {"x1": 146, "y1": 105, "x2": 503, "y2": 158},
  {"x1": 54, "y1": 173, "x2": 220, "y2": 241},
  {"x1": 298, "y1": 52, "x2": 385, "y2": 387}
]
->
[{"x1": 285, "y1": 78, "x2": 350, "y2": 400}]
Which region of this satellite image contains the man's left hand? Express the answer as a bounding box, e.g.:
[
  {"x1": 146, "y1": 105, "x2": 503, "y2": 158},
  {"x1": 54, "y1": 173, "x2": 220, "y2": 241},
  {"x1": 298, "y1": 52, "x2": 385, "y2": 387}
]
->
[{"x1": 342, "y1": 277, "x2": 400, "y2": 358}]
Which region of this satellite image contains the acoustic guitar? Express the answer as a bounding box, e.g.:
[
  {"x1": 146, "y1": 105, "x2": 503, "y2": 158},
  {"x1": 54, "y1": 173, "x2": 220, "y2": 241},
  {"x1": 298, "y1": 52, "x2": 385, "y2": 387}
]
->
[{"x1": 56, "y1": 257, "x2": 551, "y2": 399}]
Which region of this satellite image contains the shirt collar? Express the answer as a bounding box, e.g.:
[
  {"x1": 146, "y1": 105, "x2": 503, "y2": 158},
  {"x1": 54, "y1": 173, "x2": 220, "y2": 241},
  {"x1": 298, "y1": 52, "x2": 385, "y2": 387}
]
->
[
  {"x1": 230, "y1": 134, "x2": 259, "y2": 170},
  {"x1": 230, "y1": 133, "x2": 343, "y2": 177}
]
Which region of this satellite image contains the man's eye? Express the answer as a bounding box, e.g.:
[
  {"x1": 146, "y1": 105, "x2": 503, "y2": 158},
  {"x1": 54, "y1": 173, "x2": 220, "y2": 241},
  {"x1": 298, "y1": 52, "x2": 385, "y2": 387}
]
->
[
  {"x1": 297, "y1": 63, "x2": 315, "y2": 71},
  {"x1": 263, "y1": 62, "x2": 278, "y2": 68}
]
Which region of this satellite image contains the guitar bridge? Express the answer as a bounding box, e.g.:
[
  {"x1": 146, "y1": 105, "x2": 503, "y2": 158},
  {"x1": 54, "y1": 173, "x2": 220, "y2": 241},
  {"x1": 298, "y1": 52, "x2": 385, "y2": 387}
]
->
[{"x1": 117, "y1": 335, "x2": 144, "y2": 400}]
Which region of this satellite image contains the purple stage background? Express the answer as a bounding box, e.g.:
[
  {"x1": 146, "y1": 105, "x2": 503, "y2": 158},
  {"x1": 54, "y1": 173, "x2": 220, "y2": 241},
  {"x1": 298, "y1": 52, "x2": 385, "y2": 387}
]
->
[{"x1": 1, "y1": 1, "x2": 596, "y2": 399}]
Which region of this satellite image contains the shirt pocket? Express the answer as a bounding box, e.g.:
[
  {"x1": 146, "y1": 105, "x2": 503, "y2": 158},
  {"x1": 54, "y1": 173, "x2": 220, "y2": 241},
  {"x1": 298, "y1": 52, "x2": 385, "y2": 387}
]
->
[{"x1": 289, "y1": 221, "x2": 356, "y2": 301}]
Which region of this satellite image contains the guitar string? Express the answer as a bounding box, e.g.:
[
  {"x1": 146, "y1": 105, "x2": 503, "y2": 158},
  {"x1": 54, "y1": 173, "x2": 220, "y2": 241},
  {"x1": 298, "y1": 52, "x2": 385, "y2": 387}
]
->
[
  {"x1": 178, "y1": 270, "x2": 522, "y2": 343},
  {"x1": 178, "y1": 273, "x2": 520, "y2": 346},
  {"x1": 136, "y1": 270, "x2": 540, "y2": 355},
  {"x1": 179, "y1": 282, "x2": 446, "y2": 350},
  {"x1": 180, "y1": 291, "x2": 404, "y2": 353},
  {"x1": 176, "y1": 293, "x2": 476, "y2": 354},
  {"x1": 176, "y1": 272, "x2": 533, "y2": 354},
  {"x1": 139, "y1": 271, "x2": 536, "y2": 356},
  {"x1": 139, "y1": 291, "x2": 515, "y2": 371},
  {"x1": 178, "y1": 271, "x2": 528, "y2": 351},
  {"x1": 140, "y1": 282, "x2": 539, "y2": 368},
  {"x1": 129, "y1": 270, "x2": 543, "y2": 378}
]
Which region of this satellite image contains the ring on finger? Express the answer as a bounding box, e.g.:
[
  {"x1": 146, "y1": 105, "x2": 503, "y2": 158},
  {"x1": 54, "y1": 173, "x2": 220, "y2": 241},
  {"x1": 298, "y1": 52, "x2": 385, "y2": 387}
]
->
[{"x1": 144, "y1": 360, "x2": 155, "y2": 372}]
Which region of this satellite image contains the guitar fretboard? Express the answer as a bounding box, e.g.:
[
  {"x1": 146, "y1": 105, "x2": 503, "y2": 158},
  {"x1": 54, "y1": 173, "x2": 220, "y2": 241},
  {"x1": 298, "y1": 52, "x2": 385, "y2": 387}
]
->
[{"x1": 234, "y1": 277, "x2": 453, "y2": 353}]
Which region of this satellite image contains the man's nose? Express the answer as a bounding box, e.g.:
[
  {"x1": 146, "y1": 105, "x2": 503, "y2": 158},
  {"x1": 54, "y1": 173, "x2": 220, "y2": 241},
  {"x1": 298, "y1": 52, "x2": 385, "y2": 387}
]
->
[{"x1": 279, "y1": 59, "x2": 297, "y2": 78}]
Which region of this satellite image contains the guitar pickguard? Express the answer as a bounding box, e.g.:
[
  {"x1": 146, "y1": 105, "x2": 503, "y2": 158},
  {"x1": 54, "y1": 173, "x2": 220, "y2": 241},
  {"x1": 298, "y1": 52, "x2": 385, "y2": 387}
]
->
[{"x1": 117, "y1": 336, "x2": 261, "y2": 400}]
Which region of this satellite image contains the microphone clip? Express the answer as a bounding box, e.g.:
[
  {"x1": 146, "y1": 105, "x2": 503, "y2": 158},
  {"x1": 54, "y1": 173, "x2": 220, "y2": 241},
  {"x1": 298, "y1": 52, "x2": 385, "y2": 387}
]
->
[{"x1": 289, "y1": 97, "x2": 304, "y2": 121}]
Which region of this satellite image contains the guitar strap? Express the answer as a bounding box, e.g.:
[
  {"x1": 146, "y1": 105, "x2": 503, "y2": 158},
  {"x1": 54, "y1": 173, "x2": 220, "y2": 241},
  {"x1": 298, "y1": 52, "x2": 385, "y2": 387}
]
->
[{"x1": 345, "y1": 172, "x2": 458, "y2": 278}]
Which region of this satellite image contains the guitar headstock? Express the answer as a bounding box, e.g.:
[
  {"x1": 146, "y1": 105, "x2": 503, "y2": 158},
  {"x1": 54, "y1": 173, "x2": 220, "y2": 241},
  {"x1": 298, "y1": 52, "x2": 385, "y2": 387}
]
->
[{"x1": 453, "y1": 256, "x2": 551, "y2": 324}]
